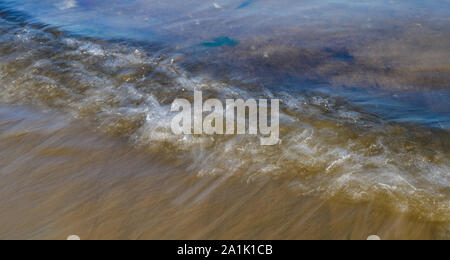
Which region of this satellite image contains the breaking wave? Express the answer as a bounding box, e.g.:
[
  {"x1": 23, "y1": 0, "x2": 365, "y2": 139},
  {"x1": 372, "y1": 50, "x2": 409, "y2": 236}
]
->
[{"x1": 0, "y1": 10, "x2": 449, "y2": 226}]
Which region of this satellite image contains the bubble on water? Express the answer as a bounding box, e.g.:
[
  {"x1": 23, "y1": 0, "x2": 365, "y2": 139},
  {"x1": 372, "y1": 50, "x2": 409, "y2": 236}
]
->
[
  {"x1": 57, "y1": 0, "x2": 77, "y2": 11},
  {"x1": 67, "y1": 235, "x2": 81, "y2": 240},
  {"x1": 367, "y1": 235, "x2": 381, "y2": 240}
]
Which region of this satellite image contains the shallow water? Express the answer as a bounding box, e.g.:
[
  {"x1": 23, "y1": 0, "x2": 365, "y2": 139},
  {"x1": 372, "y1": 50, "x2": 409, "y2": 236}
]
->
[{"x1": 0, "y1": 0, "x2": 449, "y2": 239}]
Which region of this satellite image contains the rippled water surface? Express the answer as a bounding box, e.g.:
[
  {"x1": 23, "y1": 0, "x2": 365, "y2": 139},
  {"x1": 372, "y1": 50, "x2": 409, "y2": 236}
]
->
[{"x1": 0, "y1": 0, "x2": 449, "y2": 239}]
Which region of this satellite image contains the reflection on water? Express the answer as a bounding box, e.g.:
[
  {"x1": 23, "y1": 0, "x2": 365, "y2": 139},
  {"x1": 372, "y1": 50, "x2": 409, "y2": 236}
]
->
[{"x1": 0, "y1": 0, "x2": 448, "y2": 239}]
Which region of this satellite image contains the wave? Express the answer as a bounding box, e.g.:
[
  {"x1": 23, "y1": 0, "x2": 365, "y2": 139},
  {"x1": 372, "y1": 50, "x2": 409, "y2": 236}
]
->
[{"x1": 0, "y1": 10, "x2": 449, "y2": 225}]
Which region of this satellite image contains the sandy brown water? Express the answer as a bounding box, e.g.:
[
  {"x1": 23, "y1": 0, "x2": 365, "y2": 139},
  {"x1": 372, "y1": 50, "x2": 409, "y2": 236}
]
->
[{"x1": 0, "y1": 106, "x2": 448, "y2": 240}]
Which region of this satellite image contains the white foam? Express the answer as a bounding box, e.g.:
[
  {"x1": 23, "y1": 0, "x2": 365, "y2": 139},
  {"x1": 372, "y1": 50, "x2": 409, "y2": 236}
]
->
[{"x1": 57, "y1": 0, "x2": 77, "y2": 10}]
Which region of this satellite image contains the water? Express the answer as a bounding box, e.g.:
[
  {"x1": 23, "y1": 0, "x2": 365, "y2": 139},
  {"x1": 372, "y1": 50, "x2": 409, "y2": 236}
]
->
[{"x1": 0, "y1": 0, "x2": 449, "y2": 239}]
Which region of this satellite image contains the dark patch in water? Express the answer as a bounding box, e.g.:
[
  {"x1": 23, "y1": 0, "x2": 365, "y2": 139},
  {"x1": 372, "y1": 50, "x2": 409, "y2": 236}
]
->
[
  {"x1": 202, "y1": 37, "x2": 239, "y2": 48},
  {"x1": 237, "y1": 0, "x2": 255, "y2": 9},
  {"x1": 0, "y1": 3, "x2": 38, "y2": 26},
  {"x1": 323, "y1": 48, "x2": 354, "y2": 62}
]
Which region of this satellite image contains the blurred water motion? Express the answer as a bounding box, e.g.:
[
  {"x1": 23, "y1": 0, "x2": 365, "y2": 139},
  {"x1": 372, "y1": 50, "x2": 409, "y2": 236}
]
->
[
  {"x1": 0, "y1": 0, "x2": 448, "y2": 239},
  {"x1": 0, "y1": 106, "x2": 447, "y2": 239}
]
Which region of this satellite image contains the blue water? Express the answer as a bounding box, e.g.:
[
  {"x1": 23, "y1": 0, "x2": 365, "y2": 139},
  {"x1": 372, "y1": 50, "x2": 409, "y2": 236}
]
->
[
  {"x1": 4, "y1": 0, "x2": 449, "y2": 43},
  {"x1": 312, "y1": 87, "x2": 450, "y2": 129},
  {"x1": 1, "y1": 0, "x2": 449, "y2": 129}
]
